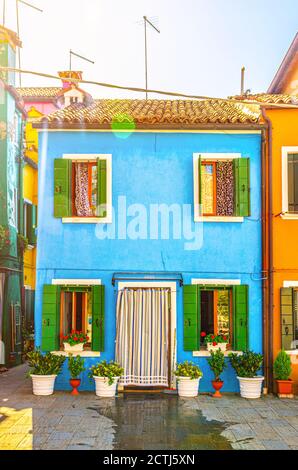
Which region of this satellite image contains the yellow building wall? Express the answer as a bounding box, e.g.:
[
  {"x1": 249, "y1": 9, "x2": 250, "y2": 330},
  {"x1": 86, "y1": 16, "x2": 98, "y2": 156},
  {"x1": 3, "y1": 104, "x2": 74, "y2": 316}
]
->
[
  {"x1": 23, "y1": 107, "x2": 41, "y2": 290},
  {"x1": 267, "y1": 108, "x2": 298, "y2": 391}
]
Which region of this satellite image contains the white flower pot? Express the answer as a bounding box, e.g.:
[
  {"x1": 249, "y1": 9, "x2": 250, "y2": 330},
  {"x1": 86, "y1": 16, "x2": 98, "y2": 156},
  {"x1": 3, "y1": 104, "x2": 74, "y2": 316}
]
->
[
  {"x1": 177, "y1": 377, "x2": 201, "y2": 397},
  {"x1": 237, "y1": 376, "x2": 264, "y2": 399},
  {"x1": 31, "y1": 374, "x2": 57, "y2": 396},
  {"x1": 93, "y1": 376, "x2": 120, "y2": 397},
  {"x1": 207, "y1": 342, "x2": 227, "y2": 352},
  {"x1": 63, "y1": 342, "x2": 84, "y2": 353}
]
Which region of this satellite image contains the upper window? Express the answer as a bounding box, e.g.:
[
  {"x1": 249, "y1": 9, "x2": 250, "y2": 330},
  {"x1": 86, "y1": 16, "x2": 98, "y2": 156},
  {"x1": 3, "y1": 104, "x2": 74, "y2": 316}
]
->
[
  {"x1": 193, "y1": 154, "x2": 250, "y2": 219},
  {"x1": 287, "y1": 153, "x2": 298, "y2": 213},
  {"x1": 54, "y1": 155, "x2": 112, "y2": 223}
]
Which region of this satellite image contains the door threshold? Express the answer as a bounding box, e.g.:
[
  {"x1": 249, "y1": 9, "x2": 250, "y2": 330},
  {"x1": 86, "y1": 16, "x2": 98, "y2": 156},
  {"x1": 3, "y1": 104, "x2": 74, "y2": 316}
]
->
[{"x1": 122, "y1": 386, "x2": 169, "y2": 393}]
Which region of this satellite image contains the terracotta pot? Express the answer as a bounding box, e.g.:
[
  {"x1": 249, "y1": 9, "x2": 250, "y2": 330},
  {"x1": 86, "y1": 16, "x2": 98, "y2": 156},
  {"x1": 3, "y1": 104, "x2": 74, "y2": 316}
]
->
[
  {"x1": 276, "y1": 379, "x2": 293, "y2": 395},
  {"x1": 212, "y1": 380, "x2": 223, "y2": 398},
  {"x1": 69, "y1": 378, "x2": 81, "y2": 395}
]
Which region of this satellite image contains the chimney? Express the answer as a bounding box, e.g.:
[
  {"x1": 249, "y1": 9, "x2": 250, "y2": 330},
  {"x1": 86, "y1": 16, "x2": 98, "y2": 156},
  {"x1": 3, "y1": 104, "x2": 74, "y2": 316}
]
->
[{"x1": 58, "y1": 71, "x2": 83, "y2": 89}]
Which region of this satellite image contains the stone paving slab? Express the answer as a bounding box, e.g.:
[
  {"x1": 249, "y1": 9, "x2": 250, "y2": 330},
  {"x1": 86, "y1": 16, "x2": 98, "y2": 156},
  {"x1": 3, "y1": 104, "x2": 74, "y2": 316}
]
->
[{"x1": 1, "y1": 364, "x2": 298, "y2": 450}]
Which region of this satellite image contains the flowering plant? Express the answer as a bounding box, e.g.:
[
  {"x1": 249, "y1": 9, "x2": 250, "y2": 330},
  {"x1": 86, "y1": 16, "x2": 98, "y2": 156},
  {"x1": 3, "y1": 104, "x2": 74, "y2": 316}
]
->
[
  {"x1": 174, "y1": 361, "x2": 203, "y2": 380},
  {"x1": 201, "y1": 332, "x2": 229, "y2": 346},
  {"x1": 89, "y1": 360, "x2": 124, "y2": 385},
  {"x1": 61, "y1": 331, "x2": 89, "y2": 346}
]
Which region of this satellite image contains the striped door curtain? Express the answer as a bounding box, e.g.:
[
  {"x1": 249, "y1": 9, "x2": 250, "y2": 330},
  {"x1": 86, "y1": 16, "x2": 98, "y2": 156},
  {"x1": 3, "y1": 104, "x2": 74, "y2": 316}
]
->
[{"x1": 116, "y1": 288, "x2": 170, "y2": 386}]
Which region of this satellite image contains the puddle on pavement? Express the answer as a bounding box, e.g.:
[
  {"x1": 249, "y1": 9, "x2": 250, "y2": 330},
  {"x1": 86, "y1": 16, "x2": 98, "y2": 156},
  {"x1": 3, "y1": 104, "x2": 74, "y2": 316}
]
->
[{"x1": 89, "y1": 393, "x2": 232, "y2": 450}]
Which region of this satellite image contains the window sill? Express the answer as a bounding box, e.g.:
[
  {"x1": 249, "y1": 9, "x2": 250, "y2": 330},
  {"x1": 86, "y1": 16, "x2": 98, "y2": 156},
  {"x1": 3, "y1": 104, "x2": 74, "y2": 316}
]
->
[
  {"x1": 62, "y1": 217, "x2": 112, "y2": 224},
  {"x1": 192, "y1": 350, "x2": 243, "y2": 357},
  {"x1": 51, "y1": 350, "x2": 101, "y2": 357},
  {"x1": 285, "y1": 350, "x2": 298, "y2": 356},
  {"x1": 26, "y1": 244, "x2": 35, "y2": 251},
  {"x1": 280, "y1": 213, "x2": 298, "y2": 220},
  {"x1": 194, "y1": 216, "x2": 244, "y2": 223}
]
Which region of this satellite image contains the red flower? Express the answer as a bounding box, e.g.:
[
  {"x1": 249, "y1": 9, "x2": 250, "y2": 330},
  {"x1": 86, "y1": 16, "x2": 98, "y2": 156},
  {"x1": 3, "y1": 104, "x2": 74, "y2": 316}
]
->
[
  {"x1": 86, "y1": 336, "x2": 89, "y2": 341},
  {"x1": 200, "y1": 332, "x2": 206, "y2": 337},
  {"x1": 73, "y1": 337, "x2": 78, "y2": 341},
  {"x1": 211, "y1": 335, "x2": 215, "y2": 340},
  {"x1": 223, "y1": 336, "x2": 227, "y2": 341},
  {"x1": 71, "y1": 330, "x2": 75, "y2": 334},
  {"x1": 212, "y1": 341, "x2": 217, "y2": 346}
]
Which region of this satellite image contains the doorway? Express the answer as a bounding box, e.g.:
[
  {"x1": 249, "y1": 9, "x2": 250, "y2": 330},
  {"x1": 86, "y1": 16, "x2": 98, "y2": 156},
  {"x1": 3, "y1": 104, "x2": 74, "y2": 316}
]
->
[{"x1": 116, "y1": 282, "x2": 176, "y2": 389}]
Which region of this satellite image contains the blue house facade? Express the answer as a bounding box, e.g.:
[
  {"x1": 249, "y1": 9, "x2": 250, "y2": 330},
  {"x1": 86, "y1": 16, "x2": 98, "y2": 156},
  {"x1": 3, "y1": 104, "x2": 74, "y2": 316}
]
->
[{"x1": 34, "y1": 98, "x2": 264, "y2": 392}]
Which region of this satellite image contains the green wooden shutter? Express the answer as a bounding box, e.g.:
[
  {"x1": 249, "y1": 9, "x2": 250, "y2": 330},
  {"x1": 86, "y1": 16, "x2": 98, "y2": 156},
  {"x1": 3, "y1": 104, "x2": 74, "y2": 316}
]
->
[
  {"x1": 97, "y1": 159, "x2": 107, "y2": 218},
  {"x1": 92, "y1": 285, "x2": 105, "y2": 351},
  {"x1": 232, "y1": 285, "x2": 248, "y2": 351},
  {"x1": 281, "y1": 288, "x2": 294, "y2": 350},
  {"x1": 234, "y1": 158, "x2": 250, "y2": 217},
  {"x1": 183, "y1": 285, "x2": 200, "y2": 351},
  {"x1": 41, "y1": 284, "x2": 60, "y2": 352},
  {"x1": 198, "y1": 155, "x2": 202, "y2": 210},
  {"x1": 27, "y1": 204, "x2": 37, "y2": 245},
  {"x1": 54, "y1": 159, "x2": 72, "y2": 218}
]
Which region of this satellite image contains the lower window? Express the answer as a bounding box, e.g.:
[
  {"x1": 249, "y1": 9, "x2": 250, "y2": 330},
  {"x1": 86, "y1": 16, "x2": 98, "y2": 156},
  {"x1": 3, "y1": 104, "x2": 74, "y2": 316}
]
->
[
  {"x1": 60, "y1": 289, "x2": 93, "y2": 349},
  {"x1": 200, "y1": 288, "x2": 232, "y2": 346}
]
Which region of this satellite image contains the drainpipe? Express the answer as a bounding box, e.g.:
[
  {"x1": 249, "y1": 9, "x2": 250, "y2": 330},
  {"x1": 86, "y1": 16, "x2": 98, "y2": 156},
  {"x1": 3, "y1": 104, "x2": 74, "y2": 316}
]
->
[{"x1": 261, "y1": 107, "x2": 273, "y2": 393}]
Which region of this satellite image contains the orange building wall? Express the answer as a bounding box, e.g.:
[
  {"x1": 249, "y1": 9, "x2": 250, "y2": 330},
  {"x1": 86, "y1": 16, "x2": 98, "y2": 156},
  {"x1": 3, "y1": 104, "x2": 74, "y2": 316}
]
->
[{"x1": 267, "y1": 108, "x2": 298, "y2": 391}]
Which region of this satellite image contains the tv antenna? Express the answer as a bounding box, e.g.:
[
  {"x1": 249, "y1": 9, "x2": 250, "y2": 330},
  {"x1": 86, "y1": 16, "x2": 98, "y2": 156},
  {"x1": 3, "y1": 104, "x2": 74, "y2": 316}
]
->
[
  {"x1": 143, "y1": 15, "x2": 160, "y2": 99},
  {"x1": 69, "y1": 49, "x2": 95, "y2": 71},
  {"x1": 15, "y1": 0, "x2": 43, "y2": 86}
]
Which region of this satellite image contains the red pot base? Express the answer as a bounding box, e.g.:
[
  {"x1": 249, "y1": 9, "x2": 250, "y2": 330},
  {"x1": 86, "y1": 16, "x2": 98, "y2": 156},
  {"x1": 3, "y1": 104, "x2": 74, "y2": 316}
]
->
[
  {"x1": 212, "y1": 380, "x2": 223, "y2": 398},
  {"x1": 70, "y1": 378, "x2": 81, "y2": 395}
]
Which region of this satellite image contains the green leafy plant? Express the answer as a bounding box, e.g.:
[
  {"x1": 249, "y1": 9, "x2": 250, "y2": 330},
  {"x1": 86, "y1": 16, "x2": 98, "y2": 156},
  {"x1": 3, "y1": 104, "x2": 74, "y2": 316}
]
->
[
  {"x1": 207, "y1": 349, "x2": 227, "y2": 381},
  {"x1": 17, "y1": 234, "x2": 28, "y2": 253},
  {"x1": 201, "y1": 332, "x2": 229, "y2": 346},
  {"x1": 173, "y1": 361, "x2": 203, "y2": 380},
  {"x1": 228, "y1": 351, "x2": 263, "y2": 378},
  {"x1": 68, "y1": 354, "x2": 86, "y2": 379},
  {"x1": 273, "y1": 350, "x2": 292, "y2": 380},
  {"x1": 89, "y1": 360, "x2": 124, "y2": 385},
  {"x1": 61, "y1": 331, "x2": 89, "y2": 346},
  {"x1": 0, "y1": 225, "x2": 10, "y2": 252},
  {"x1": 26, "y1": 349, "x2": 66, "y2": 376}
]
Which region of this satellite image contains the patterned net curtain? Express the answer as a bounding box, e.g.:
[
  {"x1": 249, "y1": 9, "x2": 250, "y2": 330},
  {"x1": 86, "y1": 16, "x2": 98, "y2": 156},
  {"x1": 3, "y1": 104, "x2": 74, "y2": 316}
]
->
[
  {"x1": 216, "y1": 161, "x2": 234, "y2": 216},
  {"x1": 75, "y1": 163, "x2": 93, "y2": 217}
]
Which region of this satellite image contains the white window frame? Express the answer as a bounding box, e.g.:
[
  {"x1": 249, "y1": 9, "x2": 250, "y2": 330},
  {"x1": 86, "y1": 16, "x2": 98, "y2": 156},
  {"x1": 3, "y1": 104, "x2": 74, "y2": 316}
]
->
[
  {"x1": 193, "y1": 153, "x2": 243, "y2": 222},
  {"x1": 281, "y1": 146, "x2": 298, "y2": 218},
  {"x1": 191, "y1": 277, "x2": 243, "y2": 356},
  {"x1": 61, "y1": 154, "x2": 112, "y2": 224}
]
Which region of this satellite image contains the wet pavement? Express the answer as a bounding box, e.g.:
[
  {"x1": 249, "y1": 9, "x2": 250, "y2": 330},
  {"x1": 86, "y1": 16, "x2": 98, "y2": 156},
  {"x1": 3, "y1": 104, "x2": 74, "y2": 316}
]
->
[{"x1": 1, "y1": 364, "x2": 298, "y2": 450}]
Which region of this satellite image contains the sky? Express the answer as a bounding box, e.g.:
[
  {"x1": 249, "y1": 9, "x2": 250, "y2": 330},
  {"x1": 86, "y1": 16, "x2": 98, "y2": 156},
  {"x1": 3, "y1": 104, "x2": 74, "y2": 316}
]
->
[{"x1": 2, "y1": 0, "x2": 298, "y2": 99}]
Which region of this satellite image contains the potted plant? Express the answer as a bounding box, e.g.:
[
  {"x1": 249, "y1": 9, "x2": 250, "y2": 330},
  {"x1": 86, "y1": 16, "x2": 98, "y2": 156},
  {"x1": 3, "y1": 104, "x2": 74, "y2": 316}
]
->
[
  {"x1": 26, "y1": 349, "x2": 65, "y2": 396},
  {"x1": 89, "y1": 360, "x2": 124, "y2": 397},
  {"x1": 62, "y1": 331, "x2": 89, "y2": 352},
  {"x1": 201, "y1": 332, "x2": 229, "y2": 352},
  {"x1": 229, "y1": 351, "x2": 264, "y2": 399},
  {"x1": 173, "y1": 361, "x2": 203, "y2": 397},
  {"x1": 207, "y1": 349, "x2": 227, "y2": 398},
  {"x1": 68, "y1": 354, "x2": 85, "y2": 395},
  {"x1": 273, "y1": 349, "x2": 293, "y2": 397}
]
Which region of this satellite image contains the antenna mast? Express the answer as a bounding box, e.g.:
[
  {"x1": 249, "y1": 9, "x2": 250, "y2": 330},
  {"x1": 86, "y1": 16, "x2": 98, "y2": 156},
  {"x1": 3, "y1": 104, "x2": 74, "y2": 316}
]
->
[
  {"x1": 143, "y1": 15, "x2": 160, "y2": 99},
  {"x1": 15, "y1": 0, "x2": 43, "y2": 86},
  {"x1": 69, "y1": 50, "x2": 95, "y2": 71}
]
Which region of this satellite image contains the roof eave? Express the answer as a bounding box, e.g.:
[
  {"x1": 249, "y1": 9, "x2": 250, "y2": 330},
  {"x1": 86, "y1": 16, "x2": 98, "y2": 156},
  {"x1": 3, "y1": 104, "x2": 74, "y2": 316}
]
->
[{"x1": 268, "y1": 33, "x2": 298, "y2": 93}]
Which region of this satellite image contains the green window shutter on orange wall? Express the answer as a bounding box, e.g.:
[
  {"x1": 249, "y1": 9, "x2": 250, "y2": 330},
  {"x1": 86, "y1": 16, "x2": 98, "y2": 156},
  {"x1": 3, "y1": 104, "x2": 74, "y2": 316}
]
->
[
  {"x1": 97, "y1": 159, "x2": 107, "y2": 218},
  {"x1": 234, "y1": 158, "x2": 250, "y2": 217},
  {"x1": 92, "y1": 285, "x2": 105, "y2": 352},
  {"x1": 41, "y1": 284, "x2": 60, "y2": 352},
  {"x1": 232, "y1": 285, "x2": 248, "y2": 351},
  {"x1": 183, "y1": 285, "x2": 200, "y2": 351},
  {"x1": 280, "y1": 288, "x2": 294, "y2": 350},
  {"x1": 54, "y1": 159, "x2": 72, "y2": 218}
]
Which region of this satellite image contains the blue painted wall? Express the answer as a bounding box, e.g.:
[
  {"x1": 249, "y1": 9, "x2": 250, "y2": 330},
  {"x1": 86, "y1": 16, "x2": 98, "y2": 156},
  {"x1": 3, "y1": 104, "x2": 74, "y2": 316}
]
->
[{"x1": 36, "y1": 130, "x2": 262, "y2": 392}]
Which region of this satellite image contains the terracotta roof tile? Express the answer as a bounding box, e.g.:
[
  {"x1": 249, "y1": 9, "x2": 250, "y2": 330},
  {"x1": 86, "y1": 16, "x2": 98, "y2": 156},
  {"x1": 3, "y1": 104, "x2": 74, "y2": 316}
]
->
[
  {"x1": 17, "y1": 87, "x2": 61, "y2": 99},
  {"x1": 231, "y1": 93, "x2": 298, "y2": 105},
  {"x1": 36, "y1": 98, "x2": 261, "y2": 129}
]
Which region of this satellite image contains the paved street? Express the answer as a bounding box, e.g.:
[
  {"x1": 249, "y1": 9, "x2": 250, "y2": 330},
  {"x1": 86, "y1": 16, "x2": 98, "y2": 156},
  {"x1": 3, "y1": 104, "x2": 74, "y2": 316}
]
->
[{"x1": 1, "y1": 365, "x2": 298, "y2": 450}]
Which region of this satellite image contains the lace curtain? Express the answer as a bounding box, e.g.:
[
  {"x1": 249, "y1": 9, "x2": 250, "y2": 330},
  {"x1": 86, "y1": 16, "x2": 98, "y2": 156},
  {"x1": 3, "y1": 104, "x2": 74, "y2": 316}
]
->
[{"x1": 75, "y1": 163, "x2": 92, "y2": 217}]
